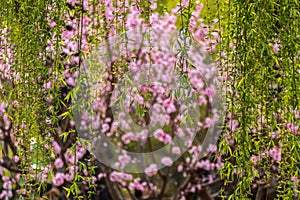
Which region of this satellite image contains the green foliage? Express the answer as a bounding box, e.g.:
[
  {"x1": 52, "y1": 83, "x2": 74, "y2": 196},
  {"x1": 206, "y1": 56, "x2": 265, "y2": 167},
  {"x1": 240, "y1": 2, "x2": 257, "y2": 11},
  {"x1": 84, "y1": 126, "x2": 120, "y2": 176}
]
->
[{"x1": 218, "y1": 0, "x2": 300, "y2": 199}]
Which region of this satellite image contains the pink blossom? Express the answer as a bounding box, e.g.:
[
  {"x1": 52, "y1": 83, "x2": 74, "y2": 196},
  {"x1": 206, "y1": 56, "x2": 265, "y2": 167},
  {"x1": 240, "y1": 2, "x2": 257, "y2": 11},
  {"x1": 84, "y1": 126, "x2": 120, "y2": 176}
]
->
[
  {"x1": 65, "y1": 173, "x2": 73, "y2": 182},
  {"x1": 62, "y1": 30, "x2": 75, "y2": 40},
  {"x1": 0, "y1": 167, "x2": 4, "y2": 175},
  {"x1": 292, "y1": 125, "x2": 299, "y2": 134},
  {"x1": 76, "y1": 143, "x2": 87, "y2": 160},
  {"x1": 13, "y1": 155, "x2": 19, "y2": 163},
  {"x1": 171, "y1": 146, "x2": 181, "y2": 155},
  {"x1": 3, "y1": 116, "x2": 10, "y2": 130},
  {"x1": 196, "y1": 160, "x2": 211, "y2": 171},
  {"x1": 198, "y1": 95, "x2": 207, "y2": 105},
  {"x1": 0, "y1": 191, "x2": 7, "y2": 199},
  {"x1": 204, "y1": 87, "x2": 216, "y2": 97},
  {"x1": 126, "y1": 7, "x2": 143, "y2": 29},
  {"x1": 66, "y1": 77, "x2": 75, "y2": 86},
  {"x1": 0, "y1": 102, "x2": 5, "y2": 115},
  {"x1": 161, "y1": 157, "x2": 173, "y2": 167},
  {"x1": 129, "y1": 178, "x2": 146, "y2": 191},
  {"x1": 16, "y1": 173, "x2": 20, "y2": 180},
  {"x1": 163, "y1": 98, "x2": 172, "y2": 107},
  {"x1": 228, "y1": 119, "x2": 239, "y2": 132},
  {"x1": 83, "y1": 45, "x2": 89, "y2": 52},
  {"x1": 97, "y1": 173, "x2": 106, "y2": 180},
  {"x1": 49, "y1": 21, "x2": 56, "y2": 29},
  {"x1": 3, "y1": 181, "x2": 12, "y2": 190},
  {"x1": 44, "y1": 80, "x2": 52, "y2": 89},
  {"x1": 196, "y1": 4, "x2": 204, "y2": 13},
  {"x1": 102, "y1": 123, "x2": 110, "y2": 133},
  {"x1": 65, "y1": 151, "x2": 75, "y2": 164},
  {"x1": 69, "y1": 40, "x2": 78, "y2": 51},
  {"x1": 177, "y1": 164, "x2": 183, "y2": 172},
  {"x1": 149, "y1": 1, "x2": 157, "y2": 10},
  {"x1": 67, "y1": 0, "x2": 77, "y2": 7},
  {"x1": 41, "y1": 173, "x2": 48, "y2": 181},
  {"x1": 70, "y1": 56, "x2": 79, "y2": 65},
  {"x1": 145, "y1": 164, "x2": 158, "y2": 177},
  {"x1": 62, "y1": 46, "x2": 71, "y2": 55},
  {"x1": 269, "y1": 146, "x2": 281, "y2": 162},
  {"x1": 52, "y1": 173, "x2": 65, "y2": 187},
  {"x1": 194, "y1": 29, "x2": 204, "y2": 40},
  {"x1": 120, "y1": 172, "x2": 133, "y2": 181},
  {"x1": 207, "y1": 144, "x2": 218, "y2": 153},
  {"x1": 54, "y1": 158, "x2": 64, "y2": 169},
  {"x1": 135, "y1": 94, "x2": 144, "y2": 105},
  {"x1": 154, "y1": 129, "x2": 172, "y2": 144},
  {"x1": 273, "y1": 43, "x2": 280, "y2": 54},
  {"x1": 291, "y1": 176, "x2": 297, "y2": 182},
  {"x1": 69, "y1": 166, "x2": 78, "y2": 175},
  {"x1": 250, "y1": 156, "x2": 260, "y2": 165},
  {"x1": 190, "y1": 186, "x2": 196, "y2": 193},
  {"x1": 166, "y1": 103, "x2": 177, "y2": 114},
  {"x1": 204, "y1": 117, "x2": 213, "y2": 128},
  {"x1": 121, "y1": 133, "x2": 131, "y2": 144},
  {"x1": 287, "y1": 123, "x2": 299, "y2": 134},
  {"x1": 110, "y1": 171, "x2": 121, "y2": 182},
  {"x1": 110, "y1": 171, "x2": 132, "y2": 182},
  {"x1": 7, "y1": 191, "x2": 13, "y2": 198},
  {"x1": 118, "y1": 154, "x2": 131, "y2": 168},
  {"x1": 215, "y1": 162, "x2": 224, "y2": 170},
  {"x1": 188, "y1": 70, "x2": 204, "y2": 90},
  {"x1": 52, "y1": 141, "x2": 61, "y2": 154}
]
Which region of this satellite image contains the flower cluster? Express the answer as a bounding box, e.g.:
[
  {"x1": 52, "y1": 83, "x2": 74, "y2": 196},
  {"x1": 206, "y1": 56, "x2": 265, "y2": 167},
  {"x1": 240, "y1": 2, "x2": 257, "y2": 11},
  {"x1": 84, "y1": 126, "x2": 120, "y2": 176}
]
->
[{"x1": 1, "y1": 0, "x2": 223, "y2": 199}]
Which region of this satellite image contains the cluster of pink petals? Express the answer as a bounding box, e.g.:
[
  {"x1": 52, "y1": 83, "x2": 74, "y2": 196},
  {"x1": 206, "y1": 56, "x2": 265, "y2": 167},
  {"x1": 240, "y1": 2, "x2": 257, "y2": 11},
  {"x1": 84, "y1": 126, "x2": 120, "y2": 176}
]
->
[
  {"x1": 149, "y1": 12, "x2": 177, "y2": 31},
  {"x1": 52, "y1": 172, "x2": 65, "y2": 187},
  {"x1": 118, "y1": 154, "x2": 131, "y2": 169},
  {"x1": 251, "y1": 146, "x2": 282, "y2": 165},
  {"x1": 0, "y1": 102, "x2": 5, "y2": 115},
  {"x1": 126, "y1": 6, "x2": 144, "y2": 29},
  {"x1": 54, "y1": 158, "x2": 64, "y2": 169},
  {"x1": 51, "y1": 140, "x2": 61, "y2": 154},
  {"x1": 273, "y1": 43, "x2": 281, "y2": 54},
  {"x1": 145, "y1": 163, "x2": 158, "y2": 177},
  {"x1": 287, "y1": 122, "x2": 299, "y2": 134},
  {"x1": 269, "y1": 146, "x2": 282, "y2": 162},
  {"x1": 129, "y1": 178, "x2": 147, "y2": 192},
  {"x1": 154, "y1": 129, "x2": 172, "y2": 144},
  {"x1": 0, "y1": 176, "x2": 13, "y2": 199},
  {"x1": 110, "y1": 171, "x2": 133, "y2": 186},
  {"x1": 161, "y1": 157, "x2": 173, "y2": 167}
]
